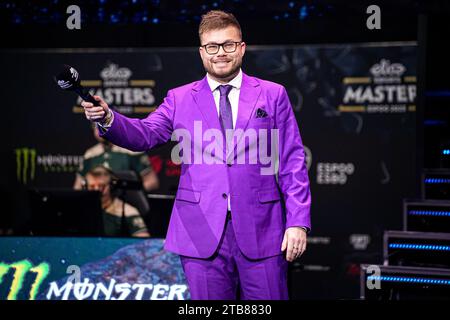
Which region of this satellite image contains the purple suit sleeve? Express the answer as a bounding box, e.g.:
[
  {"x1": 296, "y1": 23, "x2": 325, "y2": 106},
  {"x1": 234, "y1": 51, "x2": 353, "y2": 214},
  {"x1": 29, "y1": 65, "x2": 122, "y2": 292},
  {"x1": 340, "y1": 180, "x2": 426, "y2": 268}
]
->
[
  {"x1": 100, "y1": 90, "x2": 175, "y2": 152},
  {"x1": 275, "y1": 86, "x2": 312, "y2": 232}
]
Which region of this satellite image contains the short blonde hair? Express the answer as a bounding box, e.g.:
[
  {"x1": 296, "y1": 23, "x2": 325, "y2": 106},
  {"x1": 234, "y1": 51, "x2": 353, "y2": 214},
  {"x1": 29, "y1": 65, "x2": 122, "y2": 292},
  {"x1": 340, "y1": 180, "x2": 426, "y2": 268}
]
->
[{"x1": 198, "y1": 10, "x2": 242, "y2": 44}]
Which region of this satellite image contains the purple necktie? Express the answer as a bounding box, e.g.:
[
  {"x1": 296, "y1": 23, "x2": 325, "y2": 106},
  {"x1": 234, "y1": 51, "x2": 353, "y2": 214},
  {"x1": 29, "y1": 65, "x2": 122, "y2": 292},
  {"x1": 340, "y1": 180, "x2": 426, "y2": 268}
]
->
[{"x1": 218, "y1": 85, "x2": 233, "y2": 133}]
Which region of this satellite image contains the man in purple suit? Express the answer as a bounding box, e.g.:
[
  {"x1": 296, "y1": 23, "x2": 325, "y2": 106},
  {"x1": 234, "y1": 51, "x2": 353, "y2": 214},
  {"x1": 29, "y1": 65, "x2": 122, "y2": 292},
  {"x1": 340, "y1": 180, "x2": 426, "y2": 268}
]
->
[{"x1": 81, "y1": 10, "x2": 311, "y2": 300}]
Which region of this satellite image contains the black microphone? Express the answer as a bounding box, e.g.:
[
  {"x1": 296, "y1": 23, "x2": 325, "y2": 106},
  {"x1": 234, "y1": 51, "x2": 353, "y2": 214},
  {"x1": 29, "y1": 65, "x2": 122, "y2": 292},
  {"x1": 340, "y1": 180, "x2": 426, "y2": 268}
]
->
[
  {"x1": 110, "y1": 178, "x2": 143, "y2": 191},
  {"x1": 54, "y1": 65, "x2": 100, "y2": 106}
]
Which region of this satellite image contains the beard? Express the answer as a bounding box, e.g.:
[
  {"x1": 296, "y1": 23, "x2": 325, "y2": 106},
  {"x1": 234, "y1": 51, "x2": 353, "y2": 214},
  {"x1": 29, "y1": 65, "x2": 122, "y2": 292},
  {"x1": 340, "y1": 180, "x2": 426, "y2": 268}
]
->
[{"x1": 204, "y1": 58, "x2": 242, "y2": 82}]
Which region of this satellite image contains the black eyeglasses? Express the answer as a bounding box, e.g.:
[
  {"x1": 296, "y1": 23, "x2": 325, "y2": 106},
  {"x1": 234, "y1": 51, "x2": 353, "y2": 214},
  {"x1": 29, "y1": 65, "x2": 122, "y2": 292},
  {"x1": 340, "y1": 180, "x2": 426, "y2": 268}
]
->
[{"x1": 201, "y1": 41, "x2": 242, "y2": 55}]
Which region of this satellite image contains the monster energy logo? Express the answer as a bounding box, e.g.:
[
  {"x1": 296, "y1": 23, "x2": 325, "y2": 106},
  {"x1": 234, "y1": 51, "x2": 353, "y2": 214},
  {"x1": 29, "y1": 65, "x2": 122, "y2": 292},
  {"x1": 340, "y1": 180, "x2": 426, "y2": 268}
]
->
[
  {"x1": 0, "y1": 260, "x2": 50, "y2": 300},
  {"x1": 15, "y1": 148, "x2": 36, "y2": 184},
  {"x1": 15, "y1": 148, "x2": 84, "y2": 183}
]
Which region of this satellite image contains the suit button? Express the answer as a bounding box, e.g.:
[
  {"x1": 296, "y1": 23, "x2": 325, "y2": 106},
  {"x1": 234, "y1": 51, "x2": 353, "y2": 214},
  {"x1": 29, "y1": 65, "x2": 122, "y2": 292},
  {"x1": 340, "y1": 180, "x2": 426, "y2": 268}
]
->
[{"x1": 222, "y1": 193, "x2": 228, "y2": 199}]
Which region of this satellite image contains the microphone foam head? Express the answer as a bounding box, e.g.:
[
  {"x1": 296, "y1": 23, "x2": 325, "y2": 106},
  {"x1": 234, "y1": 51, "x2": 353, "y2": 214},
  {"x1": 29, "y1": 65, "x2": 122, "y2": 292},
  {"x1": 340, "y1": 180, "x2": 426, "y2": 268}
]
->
[{"x1": 54, "y1": 64, "x2": 80, "y2": 90}]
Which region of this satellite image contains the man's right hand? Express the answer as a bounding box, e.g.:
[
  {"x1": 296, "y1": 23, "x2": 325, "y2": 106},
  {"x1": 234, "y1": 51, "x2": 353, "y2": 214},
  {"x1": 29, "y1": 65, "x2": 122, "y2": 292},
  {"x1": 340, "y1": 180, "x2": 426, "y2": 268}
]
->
[{"x1": 81, "y1": 95, "x2": 110, "y2": 123}]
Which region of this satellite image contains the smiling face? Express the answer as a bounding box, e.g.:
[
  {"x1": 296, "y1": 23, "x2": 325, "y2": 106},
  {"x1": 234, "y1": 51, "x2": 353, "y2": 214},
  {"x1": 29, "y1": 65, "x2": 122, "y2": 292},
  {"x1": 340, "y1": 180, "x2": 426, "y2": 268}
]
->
[
  {"x1": 199, "y1": 26, "x2": 246, "y2": 84},
  {"x1": 86, "y1": 171, "x2": 110, "y2": 195}
]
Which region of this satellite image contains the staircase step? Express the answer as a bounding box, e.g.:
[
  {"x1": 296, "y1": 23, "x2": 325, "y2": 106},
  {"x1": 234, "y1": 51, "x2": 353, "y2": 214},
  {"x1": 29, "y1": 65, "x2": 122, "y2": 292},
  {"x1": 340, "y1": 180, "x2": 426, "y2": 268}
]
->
[
  {"x1": 360, "y1": 264, "x2": 450, "y2": 300},
  {"x1": 384, "y1": 230, "x2": 450, "y2": 269},
  {"x1": 403, "y1": 199, "x2": 450, "y2": 232}
]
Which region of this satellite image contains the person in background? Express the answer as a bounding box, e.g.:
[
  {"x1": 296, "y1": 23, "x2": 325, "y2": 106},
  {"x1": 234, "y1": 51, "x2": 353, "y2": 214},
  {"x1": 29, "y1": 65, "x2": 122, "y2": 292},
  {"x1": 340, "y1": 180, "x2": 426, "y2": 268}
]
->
[
  {"x1": 85, "y1": 165, "x2": 150, "y2": 238},
  {"x1": 74, "y1": 122, "x2": 159, "y2": 192}
]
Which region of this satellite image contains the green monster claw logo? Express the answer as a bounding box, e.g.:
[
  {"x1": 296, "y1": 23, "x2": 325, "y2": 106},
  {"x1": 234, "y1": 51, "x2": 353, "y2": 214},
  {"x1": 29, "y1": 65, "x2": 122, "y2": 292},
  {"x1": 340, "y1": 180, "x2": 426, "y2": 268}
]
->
[
  {"x1": 0, "y1": 260, "x2": 50, "y2": 300},
  {"x1": 15, "y1": 148, "x2": 37, "y2": 184}
]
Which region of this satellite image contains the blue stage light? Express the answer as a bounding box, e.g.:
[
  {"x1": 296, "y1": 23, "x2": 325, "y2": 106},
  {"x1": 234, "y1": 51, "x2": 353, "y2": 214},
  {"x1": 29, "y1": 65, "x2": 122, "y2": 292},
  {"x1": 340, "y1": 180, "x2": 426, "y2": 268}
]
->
[
  {"x1": 367, "y1": 275, "x2": 450, "y2": 285},
  {"x1": 367, "y1": 276, "x2": 450, "y2": 285},
  {"x1": 424, "y1": 178, "x2": 450, "y2": 184},
  {"x1": 424, "y1": 120, "x2": 447, "y2": 126},
  {"x1": 409, "y1": 210, "x2": 450, "y2": 217},
  {"x1": 299, "y1": 5, "x2": 308, "y2": 20},
  {"x1": 426, "y1": 90, "x2": 450, "y2": 97},
  {"x1": 389, "y1": 243, "x2": 450, "y2": 251}
]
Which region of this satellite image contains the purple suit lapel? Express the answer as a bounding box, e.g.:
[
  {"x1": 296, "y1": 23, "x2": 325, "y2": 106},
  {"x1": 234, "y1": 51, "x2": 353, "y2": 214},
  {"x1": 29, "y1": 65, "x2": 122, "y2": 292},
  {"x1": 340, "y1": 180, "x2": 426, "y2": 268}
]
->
[{"x1": 191, "y1": 77, "x2": 221, "y2": 132}]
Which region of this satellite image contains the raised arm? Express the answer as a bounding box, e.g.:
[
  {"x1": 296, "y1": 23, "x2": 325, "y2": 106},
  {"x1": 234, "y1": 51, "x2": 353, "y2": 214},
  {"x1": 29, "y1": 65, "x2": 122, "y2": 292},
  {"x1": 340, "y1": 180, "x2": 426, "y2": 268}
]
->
[{"x1": 81, "y1": 91, "x2": 175, "y2": 152}]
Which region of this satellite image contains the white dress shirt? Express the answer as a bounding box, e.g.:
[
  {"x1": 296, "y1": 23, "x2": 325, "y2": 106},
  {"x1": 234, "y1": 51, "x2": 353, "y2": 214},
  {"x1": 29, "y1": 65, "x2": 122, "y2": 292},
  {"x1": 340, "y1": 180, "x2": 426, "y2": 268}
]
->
[
  {"x1": 206, "y1": 69, "x2": 243, "y2": 211},
  {"x1": 206, "y1": 68, "x2": 242, "y2": 129}
]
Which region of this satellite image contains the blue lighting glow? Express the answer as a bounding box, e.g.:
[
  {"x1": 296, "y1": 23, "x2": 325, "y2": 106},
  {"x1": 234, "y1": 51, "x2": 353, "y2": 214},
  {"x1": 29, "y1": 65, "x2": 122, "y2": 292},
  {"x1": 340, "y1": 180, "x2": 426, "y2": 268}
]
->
[
  {"x1": 2, "y1": 1, "x2": 337, "y2": 25},
  {"x1": 110, "y1": 14, "x2": 119, "y2": 24},
  {"x1": 443, "y1": 149, "x2": 450, "y2": 155},
  {"x1": 426, "y1": 90, "x2": 450, "y2": 97},
  {"x1": 409, "y1": 210, "x2": 450, "y2": 217},
  {"x1": 367, "y1": 275, "x2": 450, "y2": 285},
  {"x1": 424, "y1": 178, "x2": 450, "y2": 184},
  {"x1": 389, "y1": 243, "x2": 450, "y2": 251},
  {"x1": 299, "y1": 5, "x2": 308, "y2": 20},
  {"x1": 424, "y1": 120, "x2": 447, "y2": 126}
]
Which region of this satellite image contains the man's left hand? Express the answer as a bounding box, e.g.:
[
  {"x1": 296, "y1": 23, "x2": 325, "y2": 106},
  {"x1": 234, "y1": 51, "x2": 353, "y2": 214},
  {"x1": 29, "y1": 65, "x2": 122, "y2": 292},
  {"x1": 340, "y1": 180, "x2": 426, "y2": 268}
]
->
[{"x1": 281, "y1": 227, "x2": 307, "y2": 262}]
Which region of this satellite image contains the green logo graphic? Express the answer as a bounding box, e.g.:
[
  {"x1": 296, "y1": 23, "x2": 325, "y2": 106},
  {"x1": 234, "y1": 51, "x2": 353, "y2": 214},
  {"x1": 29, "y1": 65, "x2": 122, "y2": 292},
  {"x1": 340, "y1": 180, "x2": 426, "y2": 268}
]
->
[
  {"x1": 0, "y1": 260, "x2": 50, "y2": 300},
  {"x1": 15, "y1": 148, "x2": 37, "y2": 184}
]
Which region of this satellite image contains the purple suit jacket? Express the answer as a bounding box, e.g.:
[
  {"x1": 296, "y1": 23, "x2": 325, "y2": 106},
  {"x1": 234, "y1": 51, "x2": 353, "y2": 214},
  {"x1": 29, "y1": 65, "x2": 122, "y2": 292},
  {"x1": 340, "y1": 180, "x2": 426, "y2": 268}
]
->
[{"x1": 100, "y1": 72, "x2": 311, "y2": 259}]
